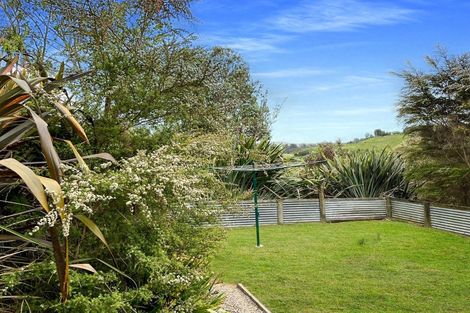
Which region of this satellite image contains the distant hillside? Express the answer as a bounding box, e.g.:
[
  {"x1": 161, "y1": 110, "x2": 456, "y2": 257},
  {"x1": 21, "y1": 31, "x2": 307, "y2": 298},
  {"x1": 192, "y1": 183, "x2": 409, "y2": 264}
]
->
[
  {"x1": 284, "y1": 134, "x2": 406, "y2": 160},
  {"x1": 344, "y1": 134, "x2": 405, "y2": 152}
]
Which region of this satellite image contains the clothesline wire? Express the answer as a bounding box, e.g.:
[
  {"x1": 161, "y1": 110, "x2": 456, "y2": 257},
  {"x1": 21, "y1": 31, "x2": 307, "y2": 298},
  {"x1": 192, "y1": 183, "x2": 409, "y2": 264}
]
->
[{"x1": 211, "y1": 160, "x2": 326, "y2": 172}]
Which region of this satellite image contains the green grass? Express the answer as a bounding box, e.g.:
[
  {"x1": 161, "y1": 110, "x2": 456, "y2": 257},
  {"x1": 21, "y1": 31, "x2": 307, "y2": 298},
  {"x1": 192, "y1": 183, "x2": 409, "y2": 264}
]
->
[
  {"x1": 287, "y1": 134, "x2": 406, "y2": 160},
  {"x1": 344, "y1": 134, "x2": 405, "y2": 152},
  {"x1": 212, "y1": 221, "x2": 470, "y2": 313}
]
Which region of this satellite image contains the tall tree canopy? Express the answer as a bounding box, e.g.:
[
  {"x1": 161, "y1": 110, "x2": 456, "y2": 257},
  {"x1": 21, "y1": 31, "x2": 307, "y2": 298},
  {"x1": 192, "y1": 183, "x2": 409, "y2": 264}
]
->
[
  {"x1": 397, "y1": 49, "x2": 470, "y2": 205},
  {"x1": 0, "y1": 0, "x2": 271, "y2": 157}
]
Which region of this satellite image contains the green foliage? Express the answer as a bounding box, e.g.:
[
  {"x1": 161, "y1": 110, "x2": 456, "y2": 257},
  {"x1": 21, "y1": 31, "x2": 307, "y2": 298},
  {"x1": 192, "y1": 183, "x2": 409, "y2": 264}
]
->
[
  {"x1": 267, "y1": 147, "x2": 412, "y2": 199},
  {"x1": 0, "y1": 0, "x2": 272, "y2": 159},
  {"x1": 0, "y1": 1, "x2": 272, "y2": 310},
  {"x1": 0, "y1": 1, "x2": 271, "y2": 311},
  {"x1": 373, "y1": 129, "x2": 388, "y2": 137},
  {"x1": 396, "y1": 49, "x2": 470, "y2": 205},
  {"x1": 2, "y1": 136, "x2": 231, "y2": 312},
  {"x1": 264, "y1": 170, "x2": 320, "y2": 199},
  {"x1": 265, "y1": 144, "x2": 336, "y2": 199},
  {"x1": 74, "y1": 43, "x2": 271, "y2": 158},
  {"x1": 306, "y1": 142, "x2": 343, "y2": 162},
  {"x1": 0, "y1": 56, "x2": 99, "y2": 304},
  {"x1": 216, "y1": 136, "x2": 285, "y2": 196},
  {"x1": 319, "y1": 149, "x2": 414, "y2": 198}
]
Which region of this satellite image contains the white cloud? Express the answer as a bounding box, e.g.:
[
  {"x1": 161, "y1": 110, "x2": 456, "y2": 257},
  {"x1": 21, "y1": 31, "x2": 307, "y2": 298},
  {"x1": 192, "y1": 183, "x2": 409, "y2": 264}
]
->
[
  {"x1": 329, "y1": 107, "x2": 392, "y2": 116},
  {"x1": 271, "y1": 0, "x2": 417, "y2": 33},
  {"x1": 343, "y1": 75, "x2": 386, "y2": 83},
  {"x1": 283, "y1": 74, "x2": 389, "y2": 95},
  {"x1": 253, "y1": 68, "x2": 331, "y2": 78},
  {"x1": 224, "y1": 38, "x2": 282, "y2": 52},
  {"x1": 282, "y1": 106, "x2": 392, "y2": 117},
  {"x1": 199, "y1": 34, "x2": 289, "y2": 53}
]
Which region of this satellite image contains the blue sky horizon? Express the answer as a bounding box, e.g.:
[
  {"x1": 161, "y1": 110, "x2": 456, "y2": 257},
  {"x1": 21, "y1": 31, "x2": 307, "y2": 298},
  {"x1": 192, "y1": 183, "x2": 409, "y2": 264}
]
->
[{"x1": 188, "y1": 0, "x2": 470, "y2": 143}]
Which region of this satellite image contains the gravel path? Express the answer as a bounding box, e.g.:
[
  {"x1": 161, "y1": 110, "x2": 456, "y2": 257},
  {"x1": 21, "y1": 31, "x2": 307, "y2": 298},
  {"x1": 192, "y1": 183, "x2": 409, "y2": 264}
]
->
[{"x1": 212, "y1": 284, "x2": 265, "y2": 313}]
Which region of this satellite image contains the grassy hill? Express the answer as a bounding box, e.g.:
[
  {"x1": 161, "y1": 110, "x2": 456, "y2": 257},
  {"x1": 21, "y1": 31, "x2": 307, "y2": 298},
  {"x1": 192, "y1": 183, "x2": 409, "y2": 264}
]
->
[
  {"x1": 344, "y1": 134, "x2": 405, "y2": 152},
  {"x1": 284, "y1": 134, "x2": 406, "y2": 160}
]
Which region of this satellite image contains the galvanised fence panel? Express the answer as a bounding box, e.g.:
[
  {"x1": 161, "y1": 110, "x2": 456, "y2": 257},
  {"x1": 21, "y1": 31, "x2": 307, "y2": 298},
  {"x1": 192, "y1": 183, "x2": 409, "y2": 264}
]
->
[
  {"x1": 430, "y1": 206, "x2": 470, "y2": 236},
  {"x1": 219, "y1": 198, "x2": 470, "y2": 236},
  {"x1": 391, "y1": 200, "x2": 425, "y2": 224},
  {"x1": 220, "y1": 200, "x2": 277, "y2": 227},
  {"x1": 325, "y1": 198, "x2": 387, "y2": 221},
  {"x1": 283, "y1": 199, "x2": 321, "y2": 223}
]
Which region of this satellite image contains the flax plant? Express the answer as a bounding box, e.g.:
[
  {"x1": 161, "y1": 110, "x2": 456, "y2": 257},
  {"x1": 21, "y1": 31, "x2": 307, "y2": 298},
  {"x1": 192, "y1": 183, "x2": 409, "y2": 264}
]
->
[
  {"x1": 0, "y1": 56, "x2": 111, "y2": 305},
  {"x1": 319, "y1": 149, "x2": 414, "y2": 198}
]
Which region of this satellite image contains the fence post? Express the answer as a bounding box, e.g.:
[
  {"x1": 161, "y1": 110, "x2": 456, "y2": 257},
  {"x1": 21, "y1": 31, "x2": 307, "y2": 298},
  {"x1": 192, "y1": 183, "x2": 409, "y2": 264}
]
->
[
  {"x1": 276, "y1": 198, "x2": 284, "y2": 225},
  {"x1": 319, "y1": 186, "x2": 326, "y2": 222},
  {"x1": 386, "y1": 197, "x2": 392, "y2": 219},
  {"x1": 424, "y1": 202, "x2": 431, "y2": 227}
]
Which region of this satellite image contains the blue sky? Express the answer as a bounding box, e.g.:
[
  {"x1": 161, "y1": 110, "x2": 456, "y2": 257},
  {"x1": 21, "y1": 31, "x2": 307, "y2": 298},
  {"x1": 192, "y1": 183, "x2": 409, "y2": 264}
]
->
[{"x1": 188, "y1": 0, "x2": 470, "y2": 143}]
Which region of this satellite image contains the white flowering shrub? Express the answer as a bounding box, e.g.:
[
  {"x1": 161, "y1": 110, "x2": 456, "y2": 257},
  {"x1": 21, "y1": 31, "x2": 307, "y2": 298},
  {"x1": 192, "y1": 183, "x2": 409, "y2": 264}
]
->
[{"x1": 4, "y1": 136, "x2": 232, "y2": 312}]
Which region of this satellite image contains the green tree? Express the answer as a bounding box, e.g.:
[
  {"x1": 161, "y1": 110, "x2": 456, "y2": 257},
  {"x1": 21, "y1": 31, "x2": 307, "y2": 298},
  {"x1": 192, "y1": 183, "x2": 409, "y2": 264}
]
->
[
  {"x1": 374, "y1": 129, "x2": 388, "y2": 137},
  {"x1": 0, "y1": 0, "x2": 272, "y2": 158},
  {"x1": 396, "y1": 49, "x2": 470, "y2": 205}
]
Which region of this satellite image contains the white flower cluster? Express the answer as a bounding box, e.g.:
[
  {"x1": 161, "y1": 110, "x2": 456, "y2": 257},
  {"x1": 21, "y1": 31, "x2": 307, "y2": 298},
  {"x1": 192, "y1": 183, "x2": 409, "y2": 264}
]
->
[
  {"x1": 163, "y1": 271, "x2": 203, "y2": 288},
  {"x1": 30, "y1": 138, "x2": 229, "y2": 237},
  {"x1": 30, "y1": 165, "x2": 115, "y2": 237},
  {"x1": 165, "y1": 273, "x2": 192, "y2": 287},
  {"x1": 112, "y1": 147, "x2": 222, "y2": 222},
  {"x1": 30, "y1": 210, "x2": 58, "y2": 235},
  {"x1": 61, "y1": 165, "x2": 114, "y2": 216}
]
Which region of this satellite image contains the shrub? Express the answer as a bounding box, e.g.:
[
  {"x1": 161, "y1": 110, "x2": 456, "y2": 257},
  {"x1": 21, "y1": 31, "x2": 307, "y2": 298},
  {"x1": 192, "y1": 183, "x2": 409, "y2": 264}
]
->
[
  {"x1": 265, "y1": 143, "x2": 341, "y2": 199},
  {"x1": 319, "y1": 149, "x2": 414, "y2": 198},
  {"x1": 264, "y1": 170, "x2": 320, "y2": 199},
  {"x1": 1, "y1": 136, "x2": 231, "y2": 312},
  {"x1": 0, "y1": 56, "x2": 99, "y2": 305},
  {"x1": 216, "y1": 136, "x2": 285, "y2": 196}
]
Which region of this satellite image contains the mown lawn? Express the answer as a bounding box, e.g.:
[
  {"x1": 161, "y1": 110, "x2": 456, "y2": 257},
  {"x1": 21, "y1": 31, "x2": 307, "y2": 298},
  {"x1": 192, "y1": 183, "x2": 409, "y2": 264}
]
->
[{"x1": 211, "y1": 221, "x2": 470, "y2": 313}]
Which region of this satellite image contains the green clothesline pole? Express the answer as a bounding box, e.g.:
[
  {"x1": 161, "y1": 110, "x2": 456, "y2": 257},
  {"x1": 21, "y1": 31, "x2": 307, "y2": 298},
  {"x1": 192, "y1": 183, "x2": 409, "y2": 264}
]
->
[
  {"x1": 211, "y1": 160, "x2": 325, "y2": 248},
  {"x1": 252, "y1": 168, "x2": 261, "y2": 247}
]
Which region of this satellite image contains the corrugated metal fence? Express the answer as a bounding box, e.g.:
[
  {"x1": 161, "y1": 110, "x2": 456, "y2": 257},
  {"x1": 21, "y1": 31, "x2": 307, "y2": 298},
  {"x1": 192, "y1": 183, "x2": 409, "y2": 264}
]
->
[
  {"x1": 389, "y1": 199, "x2": 470, "y2": 236},
  {"x1": 220, "y1": 201, "x2": 277, "y2": 227},
  {"x1": 325, "y1": 198, "x2": 386, "y2": 221},
  {"x1": 430, "y1": 206, "x2": 470, "y2": 236},
  {"x1": 283, "y1": 199, "x2": 321, "y2": 223},
  {"x1": 390, "y1": 199, "x2": 425, "y2": 224},
  {"x1": 220, "y1": 198, "x2": 470, "y2": 237},
  {"x1": 221, "y1": 198, "x2": 386, "y2": 226}
]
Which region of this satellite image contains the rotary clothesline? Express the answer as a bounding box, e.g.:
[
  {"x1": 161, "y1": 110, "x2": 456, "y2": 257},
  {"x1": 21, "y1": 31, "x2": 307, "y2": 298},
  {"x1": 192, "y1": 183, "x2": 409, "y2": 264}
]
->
[
  {"x1": 212, "y1": 160, "x2": 325, "y2": 172},
  {"x1": 212, "y1": 160, "x2": 325, "y2": 247}
]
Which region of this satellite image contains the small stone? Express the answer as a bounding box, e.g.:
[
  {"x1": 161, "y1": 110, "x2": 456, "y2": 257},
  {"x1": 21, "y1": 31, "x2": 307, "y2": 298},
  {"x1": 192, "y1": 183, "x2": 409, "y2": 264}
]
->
[{"x1": 212, "y1": 283, "x2": 265, "y2": 313}]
